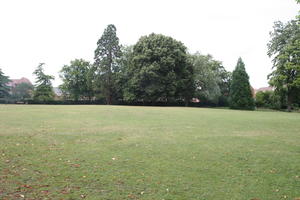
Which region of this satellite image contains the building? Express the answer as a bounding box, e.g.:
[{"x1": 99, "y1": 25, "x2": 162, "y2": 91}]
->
[{"x1": 7, "y1": 77, "x2": 32, "y2": 88}]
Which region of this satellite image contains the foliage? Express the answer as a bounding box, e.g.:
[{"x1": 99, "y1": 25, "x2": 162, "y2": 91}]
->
[
  {"x1": 229, "y1": 58, "x2": 255, "y2": 110},
  {"x1": 191, "y1": 53, "x2": 231, "y2": 105},
  {"x1": 267, "y1": 18, "x2": 300, "y2": 111},
  {"x1": 94, "y1": 24, "x2": 122, "y2": 104},
  {"x1": 124, "y1": 33, "x2": 194, "y2": 105},
  {"x1": 0, "y1": 68, "x2": 10, "y2": 99},
  {"x1": 114, "y1": 45, "x2": 134, "y2": 101},
  {"x1": 33, "y1": 63, "x2": 55, "y2": 102},
  {"x1": 255, "y1": 90, "x2": 282, "y2": 109},
  {"x1": 11, "y1": 82, "x2": 34, "y2": 101},
  {"x1": 60, "y1": 59, "x2": 93, "y2": 101}
]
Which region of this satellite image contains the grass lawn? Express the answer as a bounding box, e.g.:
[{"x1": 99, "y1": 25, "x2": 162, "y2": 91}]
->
[{"x1": 0, "y1": 105, "x2": 300, "y2": 200}]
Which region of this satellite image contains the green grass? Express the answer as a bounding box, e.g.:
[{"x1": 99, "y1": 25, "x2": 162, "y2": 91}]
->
[{"x1": 0, "y1": 105, "x2": 300, "y2": 200}]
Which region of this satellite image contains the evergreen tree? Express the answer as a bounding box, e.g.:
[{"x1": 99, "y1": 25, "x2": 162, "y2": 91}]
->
[
  {"x1": 229, "y1": 58, "x2": 255, "y2": 110},
  {"x1": 33, "y1": 63, "x2": 55, "y2": 102},
  {"x1": 94, "y1": 24, "x2": 122, "y2": 105},
  {"x1": 0, "y1": 68, "x2": 10, "y2": 100}
]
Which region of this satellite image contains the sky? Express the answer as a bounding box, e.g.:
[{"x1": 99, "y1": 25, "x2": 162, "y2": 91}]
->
[{"x1": 0, "y1": 0, "x2": 299, "y2": 88}]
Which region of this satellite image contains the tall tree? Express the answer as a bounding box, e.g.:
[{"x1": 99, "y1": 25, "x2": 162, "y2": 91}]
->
[
  {"x1": 267, "y1": 19, "x2": 300, "y2": 111},
  {"x1": 229, "y1": 58, "x2": 255, "y2": 110},
  {"x1": 191, "y1": 53, "x2": 221, "y2": 105},
  {"x1": 124, "y1": 33, "x2": 194, "y2": 105},
  {"x1": 59, "y1": 59, "x2": 93, "y2": 101},
  {"x1": 190, "y1": 53, "x2": 231, "y2": 105},
  {"x1": 0, "y1": 68, "x2": 10, "y2": 100},
  {"x1": 94, "y1": 24, "x2": 122, "y2": 105},
  {"x1": 33, "y1": 63, "x2": 55, "y2": 102}
]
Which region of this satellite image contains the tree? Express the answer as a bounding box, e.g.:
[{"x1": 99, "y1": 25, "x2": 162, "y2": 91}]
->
[
  {"x1": 94, "y1": 24, "x2": 122, "y2": 104},
  {"x1": 0, "y1": 68, "x2": 10, "y2": 100},
  {"x1": 60, "y1": 59, "x2": 93, "y2": 101},
  {"x1": 33, "y1": 63, "x2": 55, "y2": 102},
  {"x1": 229, "y1": 58, "x2": 255, "y2": 110},
  {"x1": 191, "y1": 53, "x2": 221, "y2": 105},
  {"x1": 124, "y1": 33, "x2": 194, "y2": 105},
  {"x1": 190, "y1": 53, "x2": 231, "y2": 106},
  {"x1": 11, "y1": 82, "x2": 34, "y2": 101},
  {"x1": 114, "y1": 45, "x2": 134, "y2": 101},
  {"x1": 267, "y1": 19, "x2": 300, "y2": 111}
]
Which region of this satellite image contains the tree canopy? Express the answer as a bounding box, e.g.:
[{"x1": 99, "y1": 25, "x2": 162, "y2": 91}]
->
[
  {"x1": 267, "y1": 18, "x2": 300, "y2": 111},
  {"x1": 60, "y1": 59, "x2": 93, "y2": 101},
  {"x1": 123, "y1": 33, "x2": 194, "y2": 105},
  {"x1": 191, "y1": 53, "x2": 231, "y2": 105}
]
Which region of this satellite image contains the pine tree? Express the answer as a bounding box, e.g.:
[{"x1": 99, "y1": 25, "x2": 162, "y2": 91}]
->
[
  {"x1": 94, "y1": 24, "x2": 122, "y2": 105},
  {"x1": 33, "y1": 63, "x2": 55, "y2": 102},
  {"x1": 229, "y1": 58, "x2": 255, "y2": 110}
]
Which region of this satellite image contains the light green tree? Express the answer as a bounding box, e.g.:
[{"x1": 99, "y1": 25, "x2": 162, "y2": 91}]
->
[
  {"x1": 60, "y1": 59, "x2": 93, "y2": 101},
  {"x1": 267, "y1": 19, "x2": 300, "y2": 111}
]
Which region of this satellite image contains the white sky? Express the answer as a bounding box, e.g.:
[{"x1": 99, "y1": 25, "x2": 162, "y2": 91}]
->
[{"x1": 0, "y1": 0, "x2": 299, "y2": 88}]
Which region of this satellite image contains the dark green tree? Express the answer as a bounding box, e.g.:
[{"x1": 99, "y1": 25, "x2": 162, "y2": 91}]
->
[
  {"x1": 124, "y1": 33, "x2": 194, "y2": 105},
  {"x1": 0, "y1": 68, "x2": 10, "y2": 100},
  {"x1": 59, "y1": 59, "x2": 93, "y2": 101},
  {"x1": 229, "y1": 58, "x2": 255, "y2": 110},
  {"x1": 33, "y1": 63, "x2": 55, "y2": 102},
  {"x1": 267, "y1": 19, "x2": 300, "y2": 111},
  {"x1": 11, "y1": 82, "x2": 34, "y2": 101},
  {"x1": 94, "y1": 24, "x2": 122, "y2": 104}
]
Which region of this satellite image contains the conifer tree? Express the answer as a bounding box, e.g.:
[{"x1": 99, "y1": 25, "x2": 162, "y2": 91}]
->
[
  {"x1": 33, "y1": 63, "x2": 55, "y2": 102},
  {"x1": 229, "y1": 58, "x2": 255, "y2": 110},
  {"x1": 94, "y1": 24, "x2": 122, "y2": 105}
]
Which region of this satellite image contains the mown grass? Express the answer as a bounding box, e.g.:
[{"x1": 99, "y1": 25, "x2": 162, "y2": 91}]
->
[{"x1": 0, "y1": 105, "x2": 300, "y2": 200}]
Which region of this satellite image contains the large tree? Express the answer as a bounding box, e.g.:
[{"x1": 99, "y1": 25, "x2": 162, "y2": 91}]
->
[
  {"x1": 94, "y1": 24, "x2": 122, "y2": 104},
  {"x1": 191, "y1": 53, "x2": 230, "y2": 105},
  {"x1": 60, "y1": 59, "x2": 93, "y2": 101},
  {"x1": 229, "y1": 58, "x2": 255, "y2": 110},
  {"x1": 124, "y1": 33, "x2": 194, "y2": 105},
  {"x1": 33, "y1": 63, "x2": 55, "y2": 102},
  {"x1": 0, "y1": 68, "x2": 10, "y2": 100},
  {"x1": 267, "y1": 19, "x2": 300, "y2": 111}
]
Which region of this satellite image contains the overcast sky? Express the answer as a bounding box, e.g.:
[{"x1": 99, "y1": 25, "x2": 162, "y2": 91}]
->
[{"x1": 0, "y1": 0, "x2": 299, "y2": 88}]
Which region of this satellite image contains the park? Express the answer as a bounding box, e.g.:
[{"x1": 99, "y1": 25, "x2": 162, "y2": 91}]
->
[{"x1": 1, "y1": 0, "x2": 300, "y2": 199}]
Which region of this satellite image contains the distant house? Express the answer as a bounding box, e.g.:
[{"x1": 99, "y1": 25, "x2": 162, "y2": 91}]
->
[
  {"x1": 254, "y1": 86, "x2": 275, "y2": 97},
  {"x1": 7, "y1": 77, "x2": 32, "y2": 88},
  {"x1": 255, "y1": 86, "x2": 275, "y2": 93}
]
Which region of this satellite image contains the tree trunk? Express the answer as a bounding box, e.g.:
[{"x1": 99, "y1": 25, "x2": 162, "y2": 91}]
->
[
  {"x1": 287, "y1": 94, "x2": 293, "y2": 112},
  {"x1": 184, "y1": 97, "x2": 189, "y2": 107}
]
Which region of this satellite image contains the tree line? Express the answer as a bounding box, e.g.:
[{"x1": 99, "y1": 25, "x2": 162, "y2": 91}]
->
[{"x1": 1, "y1": 0, "x2": 299, "y2": 111}]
